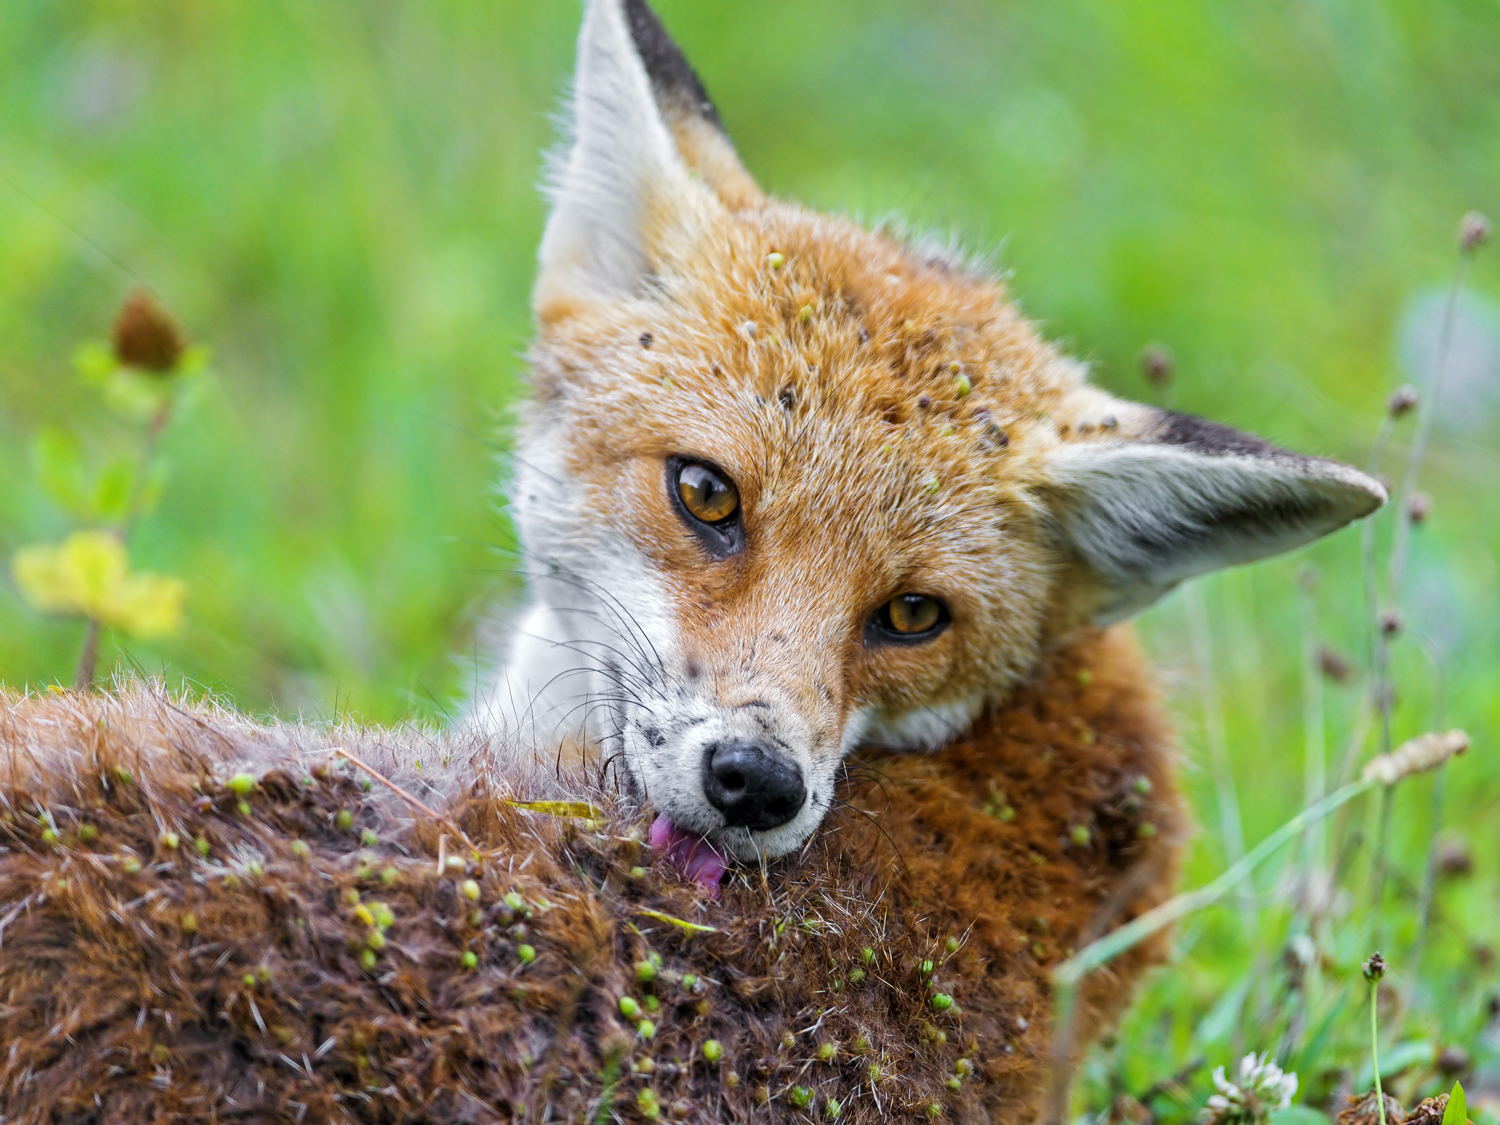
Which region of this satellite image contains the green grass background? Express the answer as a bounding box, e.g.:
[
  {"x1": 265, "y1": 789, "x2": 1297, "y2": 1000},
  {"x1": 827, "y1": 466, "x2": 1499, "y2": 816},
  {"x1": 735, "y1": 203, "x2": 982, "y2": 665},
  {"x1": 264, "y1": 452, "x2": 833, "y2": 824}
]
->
[{"x1": 2, "y1": 1, "x2": 1497, "y2": 1118}]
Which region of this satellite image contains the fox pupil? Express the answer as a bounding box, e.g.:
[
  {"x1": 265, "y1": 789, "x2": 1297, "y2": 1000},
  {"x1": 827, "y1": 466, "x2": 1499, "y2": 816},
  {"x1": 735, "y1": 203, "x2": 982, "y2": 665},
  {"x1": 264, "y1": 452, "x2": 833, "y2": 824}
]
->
[{"x1": 676, "y1": 462, "x2": 740, "y2": 525}]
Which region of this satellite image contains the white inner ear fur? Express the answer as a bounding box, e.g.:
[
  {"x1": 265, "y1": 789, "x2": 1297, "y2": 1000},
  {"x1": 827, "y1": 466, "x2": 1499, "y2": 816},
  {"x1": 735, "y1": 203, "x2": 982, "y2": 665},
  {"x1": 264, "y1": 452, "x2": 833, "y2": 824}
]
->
[
  {"x1": 537, "y1": 0, "x2": 719, "y2": 310},
  {"x1": 1048, "y1": 439, "x2": 1387, "y2": 625}
]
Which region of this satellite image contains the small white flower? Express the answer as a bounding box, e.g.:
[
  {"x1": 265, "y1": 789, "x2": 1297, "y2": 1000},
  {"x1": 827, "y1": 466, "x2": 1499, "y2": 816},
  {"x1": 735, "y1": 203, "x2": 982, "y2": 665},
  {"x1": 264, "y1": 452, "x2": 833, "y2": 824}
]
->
[{"x1": 1200, "y1": 1054, "x2": 1299, "y2": 1124}]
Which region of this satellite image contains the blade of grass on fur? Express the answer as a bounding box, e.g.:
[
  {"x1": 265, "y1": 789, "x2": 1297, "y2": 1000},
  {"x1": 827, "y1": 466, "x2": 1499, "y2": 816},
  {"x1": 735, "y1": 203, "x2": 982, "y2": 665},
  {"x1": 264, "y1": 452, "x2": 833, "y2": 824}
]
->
[
  {"x1": 633, "y1": 908, "x2": 719, "y2": 934},
  {"x1": 330, "y1": 747, "x2": 479, "y2": 855},
  {"x1": 504, "y1": 799, "x2": 605, "y2": 820}
]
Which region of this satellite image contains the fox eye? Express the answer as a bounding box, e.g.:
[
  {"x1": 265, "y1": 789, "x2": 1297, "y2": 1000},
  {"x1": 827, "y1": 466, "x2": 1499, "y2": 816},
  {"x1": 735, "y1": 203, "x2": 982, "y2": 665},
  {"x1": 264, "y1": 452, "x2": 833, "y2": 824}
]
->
[
  {"x1": 669, "y1": 458, "x2": 744, "y2": 559},
  {"x1": 868, "y1": 594, "x2": 950, "y2": 646}
]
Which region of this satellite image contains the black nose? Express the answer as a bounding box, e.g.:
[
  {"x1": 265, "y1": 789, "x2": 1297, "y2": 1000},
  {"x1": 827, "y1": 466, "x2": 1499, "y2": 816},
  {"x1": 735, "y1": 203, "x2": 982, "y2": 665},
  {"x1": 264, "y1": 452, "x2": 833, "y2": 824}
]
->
[{"x1": 701, "y1": 741, "x2": 807, "y2": 831}]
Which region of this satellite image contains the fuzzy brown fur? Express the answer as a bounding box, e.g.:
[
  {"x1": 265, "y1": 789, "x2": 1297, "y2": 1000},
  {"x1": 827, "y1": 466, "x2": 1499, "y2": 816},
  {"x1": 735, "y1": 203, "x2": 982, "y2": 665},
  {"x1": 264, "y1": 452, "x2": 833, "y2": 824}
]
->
[{"x1": 0, "y1": 627, "x2": 1182, "y2": 1123}]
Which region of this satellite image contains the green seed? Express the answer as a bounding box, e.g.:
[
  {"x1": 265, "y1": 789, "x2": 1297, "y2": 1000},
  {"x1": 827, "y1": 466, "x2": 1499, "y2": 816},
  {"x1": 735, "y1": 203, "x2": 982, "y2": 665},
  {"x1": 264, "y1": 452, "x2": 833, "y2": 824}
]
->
[
  {"x1": 360, "y1": 777, "x2": 373, "y2": 792},
  {"x1": 789, "y1": 1086, "x2": 813, "y2": 1108},
  {"x1": 366, "y1": 930, "x2": 386, "y2": 951},
  {"x1": 468, "y1": 909, "x2": 484, "y2": 927},
  {"x1": 945, "y1": 937, "x2": 960, "y2": 953},
  {"x1": 767, "y1": 252, "x2": 785, "y2": 270},
  {"x1": 517, "y1": 944, "x2": 536, "y2": 964},
  {"x1": 931, "y1": 993, "x2": 954, "y2": 1012},
  {"x1": 380, "y1": 866, "x2": 398, "y2": 886},
  {"x1": 954, "y1": 374, "x2": 971, "y2": 398},
  {"x1": 123, "y1": 857, "x2": 141, "y2": 874},
  {"x1": 181, "y1": 912, "x2": 198, "y2": 934},
  {"x1": 681, "y1": 973, "x2": 697, "y2": 990},
  {"x1": 619, "y1": 996, "x2": 640, "y2": 1020},
  {"x1": 291, "y1": 840, "x2": 311, "y2": 859},
  {"x1": 162, "y1": 832, "x2": 180, "y2": 850},
  {"x1": 78, "y1": 824, "x2": 98, "y2": 843},
  {"x1": 955, "y1": 1059, "x2": 974, "y2": 1077},
  {"x1": 799, "y1": 305, "x2": 813, "y2": 323},
  {"x1": 40, "y1": 827, "x2": 58, "y2": 845},
  {"x1": 237, "y1": 800, "x2": 253, "y2": 817},
  {"x1": 353, "y1": 904, "x2": 375, "y2": 927},
  {"x1": 360, "y1": 948, "x2": 378, "y2": 971},
  {"x1": 461, "y1": 880, "x2": 481, "y2": 902},
  {"x1": 636, "y1": 959, "x2": 658, "y2": 983},
  {"x1": 460, "y1": 950, "x2": 479, "y2": 969},
  {"x1": 1133, "y1": 776, "x2": 1153, "y2": 795},
  {"x1": 1070, "y1": 825, "x2": 1091, "y2": 847},
  {"x1": 826, "y1": 1098, "x2": 843, "y2": 1118},
  {"x1": 946, "y1": 1077, "x2": 963, "y2": 1092},
  {"x1": 629, "y1": 865, "x2": 647, "y2": 880},
  {"x1": 848, "y1": 969, "x2": 866, "y2": 985},
  {"x1": 781, "y1": 1033, "x2": 796, "y2": 1050},
  {"x1": 243, "y1": 974, "x2": 257, "y2": 989},
  {"x1": 229, "y1": 773, "x2": 255, "y2": 796},
  {"x1": 247, "y1": 860, "x2": 264, "y2": 878},
  {"x1": 702, "y1": 1039, "x2": 723, "y2": 1063},
  {"x1": 817, "y1": 1042, "x2": 837, "y2": 1062},
  {"x1": 862, "y1": 947, "x2": 875, "y2": 964},
  {"x1": 644, "y1": 995, "x2": 660, "y2": 1012},
  {"x1": 637, "y1": 1019, "x2": 656, "y2": 1040},
  {"x1": 360, "y1": 829, "x2": 378, "y2": 847},
  {"x1": 445, "y1": 855, "x2": 466, "y2": 872},
  {"x1": 853, "y1": 1036, "x2": 871, "y2": 1053},
  {"x1": 920, "y1": 960, "x2": 934, "y2": 977},
  {"x1": 1076, "y1": 670, "x2": 1093, "y2": 687},
  {"x1": 257, "y1": 966, "x2": 272, "y2": 984},
  {"x1": 115, "y1": 767, "x2": 133, "y2": 785},
  {"x1": 867, "y1": 1062, "x2": 883, "y2": 1081},
  {"x1": 1137, "y1": 823, "x2": 1157, "y2": 839},
  {"x1": 344, "y1": 888, "x2": 361, "y2": 905},
  {"x1": 637, "y1": 1089, "x2": 661, "y2": 1119},
  {"x1": 504, "y1": 891, "x2": 525, "y2": 912},
  {"x1": 927, "y1": 1104, "x2": 944, "y2": 1119},
  {"x1": 335, "y1": 810, "x2": 354, "y2": 832},
  {"x1": 196, "y1": 836, "x2": 210, "y2": 857}
]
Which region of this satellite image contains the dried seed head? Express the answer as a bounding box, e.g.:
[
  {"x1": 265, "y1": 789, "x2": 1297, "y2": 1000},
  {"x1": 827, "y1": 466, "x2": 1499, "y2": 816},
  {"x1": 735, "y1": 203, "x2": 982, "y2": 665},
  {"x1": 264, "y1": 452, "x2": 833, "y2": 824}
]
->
[
  {"x1": 1362, "y1": 952, "x2": 1387, "y2": 982},
  {"x1": 1337, "y1": 1090, "x2": 1404, "y2": 1125},
  {"x1": 1437, "y1": 839, "x2": 1473, "y2": 878},
  {"x1": 1363, "y1": 730, "x2": 1469, "y2": 786},
  {"x1": 1379, "y1": 609, "x2": 1403, "y2": 637},
  {"x1": 1407, "y1": 492, "x2": 1432, "y2": 524},
  {"x1": 1388, "y1": 385, "x2": 1419, "y2": 418},
  {"x1": 112, "y1": 289, "x2": 187, "y2": 374},
  {"x1": 1319, "y1": 647, "x2": 1355, "y2": 684},
  {"x1": 1140, "y1": 344, "x2": 1174, "y2": 388},
  {"x1": 1459, "y1": 210, "x2": 1492, "y2": 253}
]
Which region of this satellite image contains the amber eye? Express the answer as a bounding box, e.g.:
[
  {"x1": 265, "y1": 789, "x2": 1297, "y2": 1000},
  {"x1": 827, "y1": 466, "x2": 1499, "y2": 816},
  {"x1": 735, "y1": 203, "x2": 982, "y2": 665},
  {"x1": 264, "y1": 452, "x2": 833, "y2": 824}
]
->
[
  {"x1": 869, "y1": 594, "x2": 949, "y2": 645},
  {"x1": 676, "y1": 462, "x2": 740, "y2": 525}
]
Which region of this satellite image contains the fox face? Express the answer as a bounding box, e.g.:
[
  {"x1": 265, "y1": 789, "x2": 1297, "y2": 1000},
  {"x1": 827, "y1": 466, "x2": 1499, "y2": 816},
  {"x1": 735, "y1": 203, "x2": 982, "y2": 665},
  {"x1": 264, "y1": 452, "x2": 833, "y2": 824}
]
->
[{"x1": 473, "y1": 0, "x2": 1384, "y2": 879}]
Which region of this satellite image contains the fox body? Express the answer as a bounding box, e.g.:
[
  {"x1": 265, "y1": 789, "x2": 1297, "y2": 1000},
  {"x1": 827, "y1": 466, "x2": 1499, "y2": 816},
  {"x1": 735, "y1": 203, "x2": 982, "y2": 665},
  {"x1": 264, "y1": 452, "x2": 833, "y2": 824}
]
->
[{"x1": 472, "y1": 0, "x2": 1383, "y2": 879}]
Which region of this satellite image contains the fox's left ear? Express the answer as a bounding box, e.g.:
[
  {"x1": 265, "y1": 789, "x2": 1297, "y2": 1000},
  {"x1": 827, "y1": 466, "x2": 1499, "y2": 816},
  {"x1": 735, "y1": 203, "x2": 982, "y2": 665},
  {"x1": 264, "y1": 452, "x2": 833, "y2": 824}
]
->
[
  {"x1": 536, "y1": 0, "x2": 761, "y2": 317},
  {"x1": 1043, "y1": 405, "x2": 1387, "y2": 626}
]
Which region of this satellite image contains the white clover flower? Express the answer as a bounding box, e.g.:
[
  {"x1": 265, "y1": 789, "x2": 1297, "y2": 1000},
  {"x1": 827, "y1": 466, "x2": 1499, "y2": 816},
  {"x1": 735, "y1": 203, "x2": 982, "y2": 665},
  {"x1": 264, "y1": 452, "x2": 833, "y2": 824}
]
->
[{"x1": 1200, "y1": 1053, "x2": 1299, "y2": 1124}]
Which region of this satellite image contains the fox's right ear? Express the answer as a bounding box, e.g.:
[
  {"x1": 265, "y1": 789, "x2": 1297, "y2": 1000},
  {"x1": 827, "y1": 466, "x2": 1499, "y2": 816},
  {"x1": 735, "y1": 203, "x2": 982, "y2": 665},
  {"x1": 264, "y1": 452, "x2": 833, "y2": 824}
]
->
[{"x1": 536, "y1": 0, "x2": 760, "y2": 318}]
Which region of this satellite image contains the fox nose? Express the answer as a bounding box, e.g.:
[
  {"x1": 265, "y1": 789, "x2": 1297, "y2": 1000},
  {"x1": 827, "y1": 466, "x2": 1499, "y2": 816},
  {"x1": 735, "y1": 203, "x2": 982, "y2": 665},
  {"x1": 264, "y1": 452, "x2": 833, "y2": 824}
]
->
[{"x1": 701, "y1": 741, "x2": 807, "y2": 831}]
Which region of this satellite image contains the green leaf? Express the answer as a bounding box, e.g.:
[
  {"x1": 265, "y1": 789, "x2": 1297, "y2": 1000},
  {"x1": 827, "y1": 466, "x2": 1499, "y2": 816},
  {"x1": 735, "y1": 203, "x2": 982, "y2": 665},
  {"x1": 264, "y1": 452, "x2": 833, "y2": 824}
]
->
[
  {"x1": 1356, "y1": 1040, "x2": 1433, "y2": 1091},
  {"x1": 72, "y1": 341, "x2": 117, "y2": 383},
  {"x1": 93, "y1": 457, "x2": 137, "y2": 523},
  {"x1": 1193, "y1": 971, "x2": 1251, "y2": 1048},
  {"x1": 33, "y1": 427, "x2": 90, "y2": 518},
  {"x1": 1271, "y1": 1108, "x2": 1333, "y2": 1125},
  {"x1": 1443, "y1": 1082, "x2": 1467, "y2": 1125}
]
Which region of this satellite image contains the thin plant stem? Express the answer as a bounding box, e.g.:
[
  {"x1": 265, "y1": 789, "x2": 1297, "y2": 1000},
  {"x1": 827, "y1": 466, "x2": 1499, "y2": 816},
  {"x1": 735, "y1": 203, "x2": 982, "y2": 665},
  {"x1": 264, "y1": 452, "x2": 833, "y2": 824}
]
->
[
  {"x1": 1371, "y1": 977, "x2": 1387, "y2": 1125},
  {"x1": 1299, "y1": 579, "x2": 1327, "y2": 907},
  {"x1": 73, "y1": 618, "x2": 102, "y2": 690}
]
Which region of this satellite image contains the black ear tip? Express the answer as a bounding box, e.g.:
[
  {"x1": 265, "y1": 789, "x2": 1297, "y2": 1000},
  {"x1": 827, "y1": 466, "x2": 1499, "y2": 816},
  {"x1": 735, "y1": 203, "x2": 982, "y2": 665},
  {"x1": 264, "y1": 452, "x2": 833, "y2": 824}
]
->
[{"x1": 620, "y1": 0, "x2": 723, "y2": 127}]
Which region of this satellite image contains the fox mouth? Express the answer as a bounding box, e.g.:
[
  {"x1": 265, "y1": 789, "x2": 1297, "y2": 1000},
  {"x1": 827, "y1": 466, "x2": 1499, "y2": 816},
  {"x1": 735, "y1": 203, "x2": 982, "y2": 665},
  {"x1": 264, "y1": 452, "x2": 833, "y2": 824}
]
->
[{"x1": 648, "y1": 814, "x2": 730, "y2": 895}]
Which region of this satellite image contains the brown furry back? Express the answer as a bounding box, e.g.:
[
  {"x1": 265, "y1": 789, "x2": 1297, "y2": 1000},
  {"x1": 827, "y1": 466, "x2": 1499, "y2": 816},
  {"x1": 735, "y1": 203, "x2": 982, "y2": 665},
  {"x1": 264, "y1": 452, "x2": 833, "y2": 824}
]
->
[{"x1": 0, "y1": 627, "x2": 1183, "y2": 1123}]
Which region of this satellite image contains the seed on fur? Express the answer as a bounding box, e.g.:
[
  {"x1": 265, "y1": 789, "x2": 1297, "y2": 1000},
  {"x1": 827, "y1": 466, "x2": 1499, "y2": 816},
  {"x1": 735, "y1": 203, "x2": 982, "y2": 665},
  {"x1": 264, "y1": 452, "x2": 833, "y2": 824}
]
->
[
  {"x1": 115, "y1": 767, "x2": 133, "y2": 785},
  {"x1": 461, "y1": 880, "x2": 481, "y2": 902},
  {"x1": 353, "y1": 904, "x2": 375, "y2": 927},
  {"x1": 636, "y1": 1089, "x2": 661, "y2": 1119},
  {"x1": 360, "y1": 948, "x2": 378, "y2": 971},
  {"x1": 504, "y1": 891, "x2": 525, "y2": 911},
  {"x1": 619, "y1": 996, "x2": 640, "y2": 1019},
  {"x1": 123, "y1": 857, "x2": 141, "y2": 874},
  {"x1": 518, "y1": 944, "x2": 536, "y2": 964},
  {"x1": 862, "y1": 947, "x2": 876, "y2": 964},
  {"x1": 247, "y1": 860, "x2": 264, "y2": 878},
  {"x1": 637, "y1": 1019, "x2": 656, "y2": 1040},
  {"x1": 923, "y1": 474, "x2": 941, "y2": 495},
  {"x1": 180, "y1": 912, "x2": 198, "y2": 934},
  {"x1": 286, "y1": 839, "x2": 309, "y2": 861},
  {"x1": 162, "y1": 832, "x2": 180, "y2": 850},
  {"x1": 826, "y1": 1098, "x2": 843, "y2": 1118},
  {"x1": 701, "y1": 1039, "x2": 724, "y2": 1063},
  {"x1": 927, "y1": 1104, "x2": 944, "y2": 1119},
  {"x1": 1133, "y1": 776, "x2": 1153, "y2": 795},
  {"x1": 344, "y1": 888, "x2": 361, "y2": 905},
  {"x1": 955, "y1": 1058, "x2": 974, "y2": 1077},
  {"x1": 920, "y1": 960, "x2": 934, "y2": 977},
  {"x1": 867, "y1": 1062, "x2": 883, "y2": 1081},
  {"x1": 817, "y1": 1042, "x2": 837, "y2": 1062},
  {"x1": 780, "y1": 1033, "x2": 796, "y2": 1050},
  {"x1": 229, "y1": 773, "x2": 255, "y2": 796},
  {"x1": 629, "y1": 866, "x2": 647, "y2": 880},
  {"x1": 946, "y1": 1077, "x2": 962, "y2": 1092},
  {"x1": 848, "y1": 969, "x2": 866, "y2": 985},
  {"x1": 681, "y1": 973, "x2": 698, "y2": 989},
  {"x1": 361, "y1": 829, "x2": 379, "y2": 847},
  {"x1": 335, "y1": 810, "x2": 354, "y2": 832},
  {"x1": 236, "y1": 800, "x2": 252, "y2": 817},
  {"x1": 243, "y1": 974, "x2": 257, "y2": 989},
  {"x1": 1138, "y1": 823, "x2": 1157, "y2": 839},
  {"x1": 767, "y1": 252, "x2": 785, "y2": 270},
  {"x1": 644, "y1": 994, "x2": 660, "y2": 1012},
  {"x1": 445, "y1": 855, "x2": 466, "y2": 872},
  {"x1": 954, "y1": 373, "x2": 971, "y2": 398},
  {"x1": 460, "y1": 950, "x2": 479, "y2": 969},
  {"x1": 636, "y1": 960, "x2": 658, "y2": 983},
  {"x1": 40, "y1": 827, "x2": 58, "y2": 845},
  {"x1": 366, "y1": 930, "x2": 386, "y2": 951},
  {"x1": 944, "y1": 937, "x2": 960, "y2": 953},
  {"x1": 932, "y1": 993, "x2": 955, "y2": 1012},
  {"x1": 78, "y1": 824, "x2": 98, "y2": 843},
  {"x1": 789, "y1": 1087, "x2": 813, "y2": 1108},
  {"x1": 257, "y1": 965, "x2": 272, "y2": 984},
  {"x1": 1070, "y1": 825, "x2": 1091, "y2": 847},
  {"x1": 799, "y1": 305, "x2": 813, "y2": 323}
]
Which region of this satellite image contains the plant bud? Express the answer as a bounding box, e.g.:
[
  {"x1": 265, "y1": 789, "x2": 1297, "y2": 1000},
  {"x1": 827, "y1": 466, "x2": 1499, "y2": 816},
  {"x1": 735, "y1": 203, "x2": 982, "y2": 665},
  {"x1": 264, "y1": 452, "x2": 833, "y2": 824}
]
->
[
  {"x1": 1319, "y1": 647, "x2": 1355, "y2": 684},
  {"x1": 1387, "y1": 385, "x2": 1419, "y2": 418},
  {"x1": 1459, "y1": 210, "x2": 1492, "y2": 253},
  {"x1": 1362, "y1": 952, "x2": 1387, "y2": 982},
  {"x1": 1379, "y1": 609, "x2": 1402, "y2": 637},
  {"x1": 1140, "y1": 344, "x2": 1174, "y2": 388},
  {"x1": 112, "y1": 289, "x2": 187, "y2": 374},
  {"x1": 1407, "y1": 492, "x2": 1431, "y2": 524}
]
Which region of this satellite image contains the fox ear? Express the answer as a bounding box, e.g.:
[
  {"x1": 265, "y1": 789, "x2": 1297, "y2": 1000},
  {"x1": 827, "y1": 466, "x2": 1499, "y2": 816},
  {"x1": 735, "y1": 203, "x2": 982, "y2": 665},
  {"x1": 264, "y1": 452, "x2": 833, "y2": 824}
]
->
[
  {"x1": 1045, "y1": 409, "x2": 1387, "y2": 626},
  {"x1": 536, "y1": 0, "x2": 756, "y2": 316}
]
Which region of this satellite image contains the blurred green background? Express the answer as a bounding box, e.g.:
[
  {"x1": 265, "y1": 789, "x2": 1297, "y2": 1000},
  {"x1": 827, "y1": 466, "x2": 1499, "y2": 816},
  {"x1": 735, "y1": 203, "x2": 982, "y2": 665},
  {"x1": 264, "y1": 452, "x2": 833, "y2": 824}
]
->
[{"x1": 2, "y1": 0, "x2": 1497, "y2": 1117}]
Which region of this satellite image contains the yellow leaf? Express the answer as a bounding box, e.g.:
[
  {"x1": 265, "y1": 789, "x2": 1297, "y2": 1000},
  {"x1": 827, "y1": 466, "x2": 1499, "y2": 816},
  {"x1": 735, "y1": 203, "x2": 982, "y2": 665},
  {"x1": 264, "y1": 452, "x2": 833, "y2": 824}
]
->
[
  {"x1": 11, "y1": 531, "x2": 186, "y2": 639},
  {"x1": 504, "y1": 799, "x2": 606, "y2": 820},
  {"x1": 633, "y1": 908, "x2": 719, "y2": 934}
]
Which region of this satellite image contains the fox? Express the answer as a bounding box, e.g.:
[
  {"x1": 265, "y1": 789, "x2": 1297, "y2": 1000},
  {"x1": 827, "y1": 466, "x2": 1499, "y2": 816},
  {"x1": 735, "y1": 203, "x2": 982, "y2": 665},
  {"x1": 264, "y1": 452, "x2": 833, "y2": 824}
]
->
[{"x1": 470, "y1": 0, "x2": 1385, "y2": 893}]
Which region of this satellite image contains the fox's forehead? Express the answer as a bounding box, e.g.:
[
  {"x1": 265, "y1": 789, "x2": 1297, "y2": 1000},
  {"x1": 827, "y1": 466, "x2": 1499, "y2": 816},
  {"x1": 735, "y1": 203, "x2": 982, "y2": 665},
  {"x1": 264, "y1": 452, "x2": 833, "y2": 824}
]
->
[{"x1": 538, "y1": 204, "x2": 1113, "y2": 533}]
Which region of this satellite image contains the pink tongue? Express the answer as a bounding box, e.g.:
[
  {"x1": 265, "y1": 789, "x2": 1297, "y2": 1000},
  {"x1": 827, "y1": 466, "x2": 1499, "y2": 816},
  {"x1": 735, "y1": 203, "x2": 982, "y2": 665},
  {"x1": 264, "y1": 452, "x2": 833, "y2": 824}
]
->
[{"x1": 648, "y1": 815, "x2": 728, "y2": 894}]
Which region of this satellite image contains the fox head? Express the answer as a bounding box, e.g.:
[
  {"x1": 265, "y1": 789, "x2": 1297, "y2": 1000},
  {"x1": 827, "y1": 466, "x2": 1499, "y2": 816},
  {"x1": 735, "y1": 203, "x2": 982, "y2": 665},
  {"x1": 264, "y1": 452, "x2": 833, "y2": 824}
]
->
[{"x1": 477, "y1": 0, "x2": 1384, "y2": 876}]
